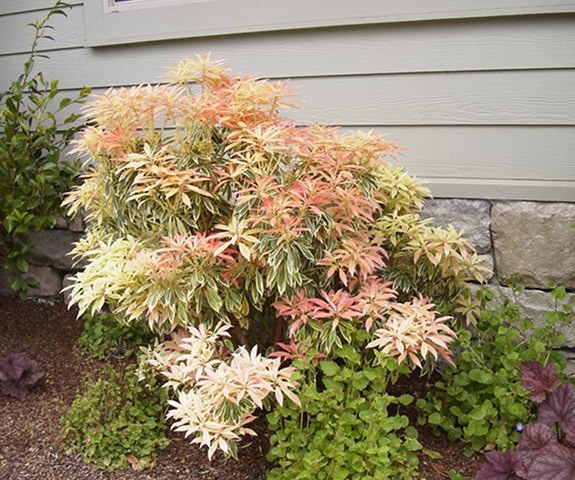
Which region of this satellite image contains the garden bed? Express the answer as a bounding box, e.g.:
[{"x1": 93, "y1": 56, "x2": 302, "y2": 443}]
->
[{"x1": 0, "y1": 295, "x2": 481, "y2": 479}]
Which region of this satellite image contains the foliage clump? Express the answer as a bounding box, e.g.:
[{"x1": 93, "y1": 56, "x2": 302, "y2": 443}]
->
[
  {"x1": 0, "y1": 352, "x2": 45, "y2": 399},
  {"x1": 79, "y1": 310, "x2": 155, "y2": 361},
  {"x1": 419, "y1": 285, "x2": 572, "y2": 453},
  {"x1": 60, "y1": 365, "x2": 169, "y2": 470},
  {"x1": 143, "y1": 321, "x2": 300, "y2": 459},
  {"x1": 267, "y1": 340, "x2": 421, "y2": 480},
  {"x1": 64, "y1": 54, "x2": 487, "y2": 462},
  {"x1": 0, "y1": 0, "x2": 90, "y2": 295},
  {"x1": 477, "y1": 361, "x2": 575, "y2": 480}
]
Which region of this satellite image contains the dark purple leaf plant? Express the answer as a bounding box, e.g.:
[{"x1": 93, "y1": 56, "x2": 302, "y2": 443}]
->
[
  {"x1": 0, "y1": 352, "x2": 45, "y2": 399},
  {"x1": 477, "y1": 361, "x2": 575, "y2": 480}
]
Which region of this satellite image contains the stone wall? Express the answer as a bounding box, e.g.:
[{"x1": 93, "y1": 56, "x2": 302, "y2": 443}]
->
[
  {"x1": 0, "y1": 216, "x2": 84, "y2": 297},
  {"x1": 420, "y1": 200, "x2": 575, "y2": 290},
  {"x1": 1, "y1": 199, "x2": 574, "y2": 302},
  {"x1": 420, "y1": 199, "x2": 575, "y2": 368},
  {"x1": 2, "y1": 198, "x2": 572, "y2": 368}
]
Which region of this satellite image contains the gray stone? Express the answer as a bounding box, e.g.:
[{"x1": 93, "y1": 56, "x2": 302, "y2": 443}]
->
[
  {"x1": 478, "y1": 254, "x2": 495, "y2": 283},
  {"x1": 26, "y1": 265, "x2": 63, "y2": 297},
  {"x1": 0, "y1": 264, "x2": 62, "y2": 297},
  {"x1": 420, "y1": 199, "x2": 492, "y2": 254},
  {"x1": 492, "y1": 202, "x2": 575, "y2": 289},
  {"x1": 55, "y1": 215, "x2": 85, "y2": 232},
  {"x1": 67, "y1": 216, "x2": 85, "y2": 233},
  {"x1": 28, "y1": 229, "x2": 84, "y2": 270},
  {"x1": 0, "y1": 255, "x2": 62, "y2": 297},
  {"x1": 560, "y1": 350, "x2": 575, "y2": 378},
  {"x1": 54, "y1": 216, "x2": 69, "y2": 229},
  {"x1": 61, "y1": 273, "x2": 77, "y2": 306}
]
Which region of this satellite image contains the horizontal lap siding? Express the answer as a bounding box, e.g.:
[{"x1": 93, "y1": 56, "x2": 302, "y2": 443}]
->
[
  {"x1": 292, "y1": 72, "x2": 575, "y2": 126},
  {"x1": 385, "y1": 126, "x2": 575, "y2": 181},
  {"x1": 4, "y1": 15, "x2": 575, "y2": 79},
  {"x1": 1, "y1": 3, "x2": 574, "y2": 200},
  {"x1": 3, "y1": 69, "x2": 574, "y2": 126},
  {"x1": 0, "y1": 6, "x2": 84, "y2": 54}
]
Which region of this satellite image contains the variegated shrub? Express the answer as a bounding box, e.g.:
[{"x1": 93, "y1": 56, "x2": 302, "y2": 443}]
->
[{"x1": 64, "y1": 55, "x2": 488, "y2": 460}]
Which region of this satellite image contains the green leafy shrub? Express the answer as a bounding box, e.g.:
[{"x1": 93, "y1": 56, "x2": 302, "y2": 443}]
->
[
  {"x1": 79, "y1": 311, "x2": 155, "y2": 361},
  {"x1": 418, "y1": 285, "x2": 573, "y2": 453},
  {"x1": 0, "y1": 0, "x2": 90, "y2": 296},
  {"x1": 63, "y1": 55, "x2": 488, "y2": 460},
  {"x1": 267, "y1": 339, "x2": 421, "y2": 480},
  {"x1": 60, "y1": 364, "x2": 169, "y2": 470}
]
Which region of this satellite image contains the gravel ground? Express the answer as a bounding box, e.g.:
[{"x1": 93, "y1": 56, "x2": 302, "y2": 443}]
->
[{"x1": 0, "y1": 295, "x2": 482, "y2": 479}]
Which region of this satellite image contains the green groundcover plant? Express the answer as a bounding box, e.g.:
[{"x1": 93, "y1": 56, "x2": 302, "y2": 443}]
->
[
  {"x1": 63, "y1": 54, "x2": 489, "y2": 467},
  {"x1": 0, "y1": 0, "x2": 90, "y2": 295},
  {"x1": 60, "y1": 365, "x2": 169, "y2": 470},
  {"x1": 78, "y1": 310, "x2": 155, "y2": 361},
  {"x1": 477, "y1": 361, "x2": 575, "y2": 480},
  {"x1": 418, "y1": 285, "x2": 573, "y2": 454},
  {"x1": 266, "y1": 338, "x2": 421, "y2": 480}
]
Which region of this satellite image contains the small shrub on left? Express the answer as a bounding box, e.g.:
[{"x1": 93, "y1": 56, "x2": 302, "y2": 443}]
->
[
  {"x1": 0, "y1": 1, "x2": 90, "y2": 296},
  {"x1": 60, "y1": 364, "x2": 169, "y2": 470}
]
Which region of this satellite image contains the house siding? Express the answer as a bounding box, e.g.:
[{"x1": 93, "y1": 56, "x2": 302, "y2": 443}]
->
[{"x1": 1, "y1": 2, "x2": 574, "y2": 201}]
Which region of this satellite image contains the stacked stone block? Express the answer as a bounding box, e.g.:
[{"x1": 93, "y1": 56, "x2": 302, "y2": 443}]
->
[
  {"x1": 0, "y1": 216, "x2": 84, "y2": 297},
  {"x1": 421, "y1": 199, "x2": 575, "y2": 367},
  {"x1": 1, "y1": 199, "x2": 574, "y2": 304}
]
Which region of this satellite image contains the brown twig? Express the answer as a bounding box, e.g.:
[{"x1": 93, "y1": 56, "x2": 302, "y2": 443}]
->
[
  {"x1": 229, "y1": 315, "x2": 248, "y2": 346},
  {"x1": 273, "y1": 315, "x2": 285, "y2": 347}
]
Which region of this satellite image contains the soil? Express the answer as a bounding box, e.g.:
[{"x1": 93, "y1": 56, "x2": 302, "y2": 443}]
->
[{"x1": 0, "y1": 295, "x2": 482, "y2": 480}]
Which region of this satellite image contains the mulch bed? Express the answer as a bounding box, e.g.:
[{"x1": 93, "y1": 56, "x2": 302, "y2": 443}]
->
[{"x1": 0, "y1": 295, "x2": 482, "y2": 479}]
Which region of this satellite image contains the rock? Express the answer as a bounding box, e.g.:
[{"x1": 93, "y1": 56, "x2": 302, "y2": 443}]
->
[
  {"x1": 54, "y1": 216, "x2": 68, "y2": 229},
  {"x1": 28, "y1": 230, "x2": 84, "y2": 271},
  {"x1": 420, "y1": 199, "x2": 492, "y2": 254},
  {"x1": 478, "y1": 254, "x2": 494, "y2": 283},
  {"x1": 26, "y1": 265, "x2": 63, "y2": 297},
  {"x1": 0, "y1": 263, "x2": 62, "y2": 297},
  {"x1": 61, "y1": 273, "x2": 77, "y2": 306},
  {"x1": 0, "y1": 260, "x2": 62, "y2": 297},
  {"x1": 560, "y1": 350, "x2": 575, "y2": 377},
  {"x1": 492, "y1": 202, "x2": 575, "y2": 289},
  {"x1": 67, "y1": 216, "x2": 85, "y2": 233},
  {"x1": 55, "y1": 215, "x2": 85, "y2": 232}
]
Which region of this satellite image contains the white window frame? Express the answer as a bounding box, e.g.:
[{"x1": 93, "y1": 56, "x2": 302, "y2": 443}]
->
[{"x1": 84, "y1": 0, "x2": 575, "y2": 48}]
